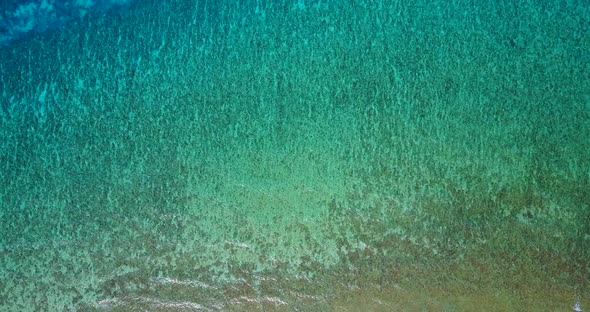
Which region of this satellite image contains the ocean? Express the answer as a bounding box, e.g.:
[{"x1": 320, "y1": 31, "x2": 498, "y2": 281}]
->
[{"x1": 1, "y1": 0, "x2": 589, "y2": 310}]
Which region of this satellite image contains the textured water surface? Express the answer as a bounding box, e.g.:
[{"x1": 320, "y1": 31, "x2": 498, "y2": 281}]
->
[{"x1": 1, "y1": 0, "x2": 589, "y2": 310}]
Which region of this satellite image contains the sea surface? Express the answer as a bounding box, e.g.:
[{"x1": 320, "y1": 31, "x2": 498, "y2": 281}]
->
[{"x1": 1, "y1": 0, "x2": 589, "y2": 310}]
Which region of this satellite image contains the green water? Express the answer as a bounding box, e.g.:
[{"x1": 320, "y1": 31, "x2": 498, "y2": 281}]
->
[{"x1": 1, "y1": 0, "x2": 589, "y2": 310}]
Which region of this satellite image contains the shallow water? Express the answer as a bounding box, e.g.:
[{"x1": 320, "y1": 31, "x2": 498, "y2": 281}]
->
[{"x1": 1, "y1": 0, "x2": 589, "y2": 310}]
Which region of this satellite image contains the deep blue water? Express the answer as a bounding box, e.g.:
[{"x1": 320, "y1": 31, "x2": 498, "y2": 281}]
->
[{"x1": 1, "y1": 0, "x2": 133, "y2": 46}]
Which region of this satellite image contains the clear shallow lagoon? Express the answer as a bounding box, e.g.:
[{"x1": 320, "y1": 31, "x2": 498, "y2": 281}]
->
[{"x1": 1, "y1": 0, "x2": 589, "y2": 310}]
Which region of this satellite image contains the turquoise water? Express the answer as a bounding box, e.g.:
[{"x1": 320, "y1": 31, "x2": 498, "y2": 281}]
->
[{"x1": 1, "y1": 0, "x2": 589, "y2": 310}]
